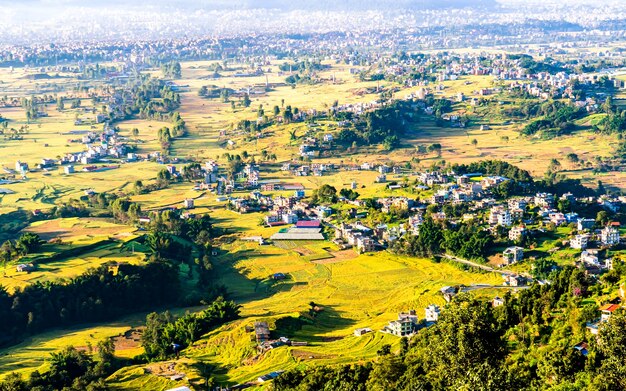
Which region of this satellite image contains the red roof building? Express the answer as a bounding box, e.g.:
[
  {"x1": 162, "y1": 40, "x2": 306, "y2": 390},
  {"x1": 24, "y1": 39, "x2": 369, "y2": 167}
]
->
[{"x1": 296, "y1": 220, "x2": 321, "y2": 228}]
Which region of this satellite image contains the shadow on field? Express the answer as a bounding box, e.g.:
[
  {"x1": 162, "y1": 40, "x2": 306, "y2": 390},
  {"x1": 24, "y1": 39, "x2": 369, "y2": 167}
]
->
[{"x1": 273, "y1": 306, "x2": 357, "y2": 343}]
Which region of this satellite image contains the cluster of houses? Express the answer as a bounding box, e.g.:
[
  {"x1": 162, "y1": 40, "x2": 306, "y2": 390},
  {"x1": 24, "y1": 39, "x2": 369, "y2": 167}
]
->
[{"x1": 220, "y1": 161, "x2": 626, "y2": 265}]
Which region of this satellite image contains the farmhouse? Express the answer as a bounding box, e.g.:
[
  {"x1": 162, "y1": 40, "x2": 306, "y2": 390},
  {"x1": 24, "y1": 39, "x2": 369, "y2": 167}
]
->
[
  {"x1": 425, "y1": 304, "x2": 441, "y2": 322},
  {"x1": 383, "y1": 310, "x2": 419, "y2": 337},
  {"x1": 16, "y1": 264, "x2": 35, "y2": 273},
  {"x1": 254, "y1": 321, "x2": 271, "y2": 343},
  {"x1": 502, "y1": 246, "x2": 524, "y2": 265},
  {"x1": 354, "y1": 327, "x2": 372, "y2": 337}
]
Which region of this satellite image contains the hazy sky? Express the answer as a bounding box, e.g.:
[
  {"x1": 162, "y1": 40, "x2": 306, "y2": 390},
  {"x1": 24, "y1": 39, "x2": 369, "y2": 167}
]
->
[{"x1": 0, "y1": 0, "x2": 618, "y2": 44}]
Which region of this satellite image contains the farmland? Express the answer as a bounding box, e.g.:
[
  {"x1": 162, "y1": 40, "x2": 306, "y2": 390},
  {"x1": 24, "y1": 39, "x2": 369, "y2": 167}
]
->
[{"x1": 0, "y1": 45, "x2": 625, "y2": 391}]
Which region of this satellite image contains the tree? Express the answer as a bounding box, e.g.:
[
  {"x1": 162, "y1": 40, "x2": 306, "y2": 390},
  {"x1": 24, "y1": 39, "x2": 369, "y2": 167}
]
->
[
  {"x1": 548, "y1": 158, "x2": 561, "y2": 173},
  {"x1": 592, "y1": 309, "x2": 626, "y2": 390},
  {"x1": 383, "y1": 135, "x2": 399, "y2": 151},
  {"x1": 16, "y1": 233, "x2": 41, "y2": 256},
  {"x1": 157, "y1": 168, "x2": 172, "y2": 184},
  {"x1": 242, "y1": 93, "x2": 251, "y2": 108},
  {"x1": 411, "y1": 296, "x2": 508, "y2": 389},
  {"x1": 427, "y1": 143, "x2": 442, "y2": 157},
  {"x1": 311, "y1": 184, "x2": 337, "y2": 204},
  {"x1": 133, "y1": 180, "x2": 143, "y2": 194},
  {"x1": 566, "y1": 153, "x2": 579, "y2": 164},
  {"x1": 596, "y1": 210, "x2": 609, "y2": 226}
]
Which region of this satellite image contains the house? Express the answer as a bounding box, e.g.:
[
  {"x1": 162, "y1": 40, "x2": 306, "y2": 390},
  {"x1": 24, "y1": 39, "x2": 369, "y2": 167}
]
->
[
  {"x1": 577, "y1": 218, "x2": 595, "y2": 231},
  {"x1": 15, "y1": 161, "x2": 28, "y2": 173},
  {"x1": 425, "y1": 305, "x2": 441, "y2": 322},
  {"x1": 257, "y1": 371, "x2": 285, "y2": 383},
  {"x1": 316, "y1": 206, "x2": 333, "y2": 218},
  {"x1": 534, "y1": 193, "x2": 554, "y2": 208},
  {"x1": 580, "y1": 250, "x2": 600, "y2": 267},
  {"x1": 573, "y1": 342, "x2": 589, "y2": 357},
  {"x1": 183, "y1": 199, "x2": 195, "y2": 209},
  {"x1": 600, "y1": 226, "x2": 620, "y2": 246},
  {"x1": 587, "y1": 304, "x2": 621, "y2": 335},
  {"x1": 16, "y1": 264, "x2": 35, "y2": 273},
  {"x1": 354, "y1": 327, "x2": 372, "y2": 337},
  {"x1": 549, "y1": 212, "x2": 566, "y2": 226},
  {"x1": 504, "y1": 274, "x2": 526, "y2": 287},
  {"x1": 64, "y1": 165, "x2": 75, "y2": 174},
  {"x1": 600, "y1": 303, "x2": 620, "y2": 322},
  {"x1": 254, "y1": 321, "x2": 271, "y2": 343},
  {"x1": 509, "y1": 226, "x2": 526, "y2": 242},
  {"x1": 492, "y1": 296, "x2": 505, "y2": 307},
  {"x1": 489, "y1": 206, "x2": 511, "y2": 227},
  {"x1": 571, "y1": 234, "x2": 590, "y2": 250},
  {"x1": 503, "y1": 246, "x2": 524, "y2": 265},
  {"x1": 441, "y1": 286, "x2": 457, "y2": 302},
  {"x1": 384, "y1": 310, "x2": 419, "y2": 337},
  {"x1": 356, "y1": 236, "x2": 376, "y2": 253}
]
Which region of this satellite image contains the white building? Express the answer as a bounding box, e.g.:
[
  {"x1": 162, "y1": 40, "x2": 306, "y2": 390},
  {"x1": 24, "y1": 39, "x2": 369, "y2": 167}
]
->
[
  {"x1": 503, "y1": 246, "x2": 524, "y2": 265},
  {"x1": 571, "y1": 234, "x2": 589, "y2": 250},
  {"x1": 600, "y1": 226, "x2": 620, "y2": 246},
  {"x1": 509, "y1": 226, "x2": 526, "y2": 242},
  {"x1": 384, "y1": 310, "x2": 419, "y2": 337},
  {"x1": 425, "y1": 305, "x2": 441, "y2": 322}
]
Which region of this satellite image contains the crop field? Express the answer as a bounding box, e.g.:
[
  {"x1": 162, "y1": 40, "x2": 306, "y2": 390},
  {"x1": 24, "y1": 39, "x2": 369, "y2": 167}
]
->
[
  {"x1": 0, "y1": 56, "x2": 623, "y2": 390},
  {"x1": 0, "y1": 304, "x2": 205, "y2": 383},
  {"x1": 130, "y1": 239, "x2": 502, "y2": 385},
  {"x1": 0, "y1": 242, "x2": 145, "y2": 293}
]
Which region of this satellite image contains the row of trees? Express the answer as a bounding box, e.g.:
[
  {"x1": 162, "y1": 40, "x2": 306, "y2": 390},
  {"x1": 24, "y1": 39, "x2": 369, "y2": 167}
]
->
[{"x1": 0, "y1": 262, "x2": 179, "y2": 347}]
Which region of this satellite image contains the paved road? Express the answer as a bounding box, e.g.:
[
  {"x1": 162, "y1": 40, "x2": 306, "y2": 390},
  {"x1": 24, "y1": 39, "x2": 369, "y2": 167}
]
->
[{"x1": 439, "y1": 254, "x2": 533, "y2": 281}]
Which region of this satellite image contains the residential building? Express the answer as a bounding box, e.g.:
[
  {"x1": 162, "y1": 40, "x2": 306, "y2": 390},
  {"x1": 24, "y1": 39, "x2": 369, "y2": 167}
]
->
[
  {"x1": 571, "y1": 234, "x2": 589, "y2": 250},
  {"x1": 503, "y1": 246, "x2": 524, "y2": 265},
  {"x1": 577, "y1": 218, "x2": 595, "y2": 231},
  {"x1": 384, "y1": 310, "x2": 419, "y2": 337},
  {"x1": 425, "y1": 305, "x2": 441, "y2": 322},
  {"x1": 600, "y1": 226, "x2": 620, "y2": 246},
  {"x1": 509, "y1": 225, "x2": 526, "y2": 242}
]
